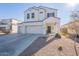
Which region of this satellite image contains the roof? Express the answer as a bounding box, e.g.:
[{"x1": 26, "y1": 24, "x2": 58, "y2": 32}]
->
[
  {"x1": 18, "y1": 17, "x2": 60, "y2": 24},
  {"x1": 0, "y1": 18, "x2": 22, "y2": 23},
  {"x1": 24, "y1": 6, "x2": 57, "y2": 12},
  {"x1": 61, "y1": 19, "x2": 79, "y2": 28},
  {"x1": 1, "y1": 18, "x2": 19, "y2": 21}
]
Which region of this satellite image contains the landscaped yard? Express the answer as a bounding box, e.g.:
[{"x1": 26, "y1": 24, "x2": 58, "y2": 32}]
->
[
  {"x1": 0, "y1": 33, "x2": 79, "y2": 56},
  {"x1": 20, "y1": 35, "x2": 79, "y2": 56}
]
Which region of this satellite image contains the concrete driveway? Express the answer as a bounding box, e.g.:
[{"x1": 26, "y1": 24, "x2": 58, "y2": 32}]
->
[{"x1": 0, "y1": 33, "x2": 41, "y2": 56}]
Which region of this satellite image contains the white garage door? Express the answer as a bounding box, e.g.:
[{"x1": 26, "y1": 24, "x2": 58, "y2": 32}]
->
[
  {"x1": 25, "y1": 25, "x2": 44, "y2": 34},
  {"x1": 18, "y1": 26, "x2": 24, "y2": 34},
  {"x1": 18, "y1": 26, "x2": 22, "y2": 33}
]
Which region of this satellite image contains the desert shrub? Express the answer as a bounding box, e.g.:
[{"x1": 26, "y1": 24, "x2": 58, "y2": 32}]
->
[
  {"x1": 76, "y1": 34, "x2": 79, "y2": 38},
  {"x1": 58, "y1": 46, "x2": 63, "y2": 51},
  {"x1": 55, "y1": 33, "x2": 61, "y2": 39},
  {"x1": 60, "y1": 27, "x2": 68, "y2": 36}
]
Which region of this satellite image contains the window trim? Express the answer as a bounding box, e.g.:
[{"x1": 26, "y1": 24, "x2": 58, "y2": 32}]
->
[
  {"x1": 47, "y1": 12, "x2": 55, "y2": 17},
  {"x1": 47, "y1": 13, "x2": 50, "y2": 17},
  {"x1": 31, "y1": 13, "x2": 35, "y2": 18},
  {"x1": 51, "y1": 13, "x2": 55, "y2": 17},
  {"x1": 40, "y1": 12, "x2": 43, "y2": 14},
  {"x1": 27, "y1": 13, "x2": 30, "y2": 19}
]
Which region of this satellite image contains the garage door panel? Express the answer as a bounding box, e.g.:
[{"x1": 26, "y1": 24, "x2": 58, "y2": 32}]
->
[{"x1": 25, "y1": 26, "x2": 44, "y2": 34}]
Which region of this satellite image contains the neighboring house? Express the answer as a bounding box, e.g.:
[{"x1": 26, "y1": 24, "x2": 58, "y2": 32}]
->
[
  {"x1": 61, "y1": 20, "x2": 79, "y2": 35},
  {"x1": 0, "y1": 19, "x2": 20, "y2": 34},
  {"x1": 18, "y1": 6, "x2": 60, "y2": 34},
  {"x1": 70, "y1": 11, "x2": 79, "y2": 21},
  {"x1": 61, "y1": 11, "x2": 79, "y2": 35}
]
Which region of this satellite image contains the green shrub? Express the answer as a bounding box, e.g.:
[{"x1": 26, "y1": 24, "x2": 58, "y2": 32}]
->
[
  {"x1": 55, "y1": 33, "x2": 61, "y2": 38},
  {"x1": 58, "y1": 46, "x2": 63, "y2": 51}
]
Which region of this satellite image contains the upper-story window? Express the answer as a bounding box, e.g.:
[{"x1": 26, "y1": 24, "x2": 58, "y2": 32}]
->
[
  {"x1": 51, "y1": 13, "x2": 55, "y2": 17},
  {"x1": 47, "y1": 12, "x2": 55, "y2": 18},
  {"x1": 27, "y1": 13, "x2": 30, "y2": 19},
  {"x1": 31, "y1": 13, "x2": 35, "y2": 18},
  {"x1": 47, "y1": 13, "x2": 50, "y2": 17},
  {"x1": 40, "y1": 12, "x2": 43, "y2": 14}
]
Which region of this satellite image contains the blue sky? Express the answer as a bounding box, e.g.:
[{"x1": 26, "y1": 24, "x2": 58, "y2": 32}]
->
[{"x1": 0, "y1": 3, "x2": 79, "y2": 25}]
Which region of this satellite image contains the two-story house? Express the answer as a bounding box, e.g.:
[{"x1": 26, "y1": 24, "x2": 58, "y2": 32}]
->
[
  {"x1": 18, "y1": 6, "x2": 60, "y2": 34},
  {"x1": 0, "y1": 19, "x2": 20, "y2": 34}
]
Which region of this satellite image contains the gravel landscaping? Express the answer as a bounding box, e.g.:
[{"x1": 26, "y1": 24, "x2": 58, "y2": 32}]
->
[
  {"x1": 0, "y1": 33, "x2": 79, "y2": 56},
  {"x1": 20, "y1": 36, "x2": 79, "y2": 56}
]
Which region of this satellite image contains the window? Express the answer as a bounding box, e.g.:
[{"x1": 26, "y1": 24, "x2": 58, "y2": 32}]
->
[
  {"x1": 31, "y1": 13, "x2": 35, "y2": 18},
  {"x1": 47, "y1": 13, "x2": 55, "y2": 18},
  {"x1": 47, "y1": 13, "x2": 50, "y2": 17},
  {"x1": 40, "y1": 12, "x2": 43, "y2": 14},
  {"x1": 27, "y1": 13, "x2": 30, "y2": 19},
  {"x1": 0, "y1": 23, "x2": 7, "y2": 25},
  {"x1": 52, "y1": 13, "x2": 55, "y2": 17}
]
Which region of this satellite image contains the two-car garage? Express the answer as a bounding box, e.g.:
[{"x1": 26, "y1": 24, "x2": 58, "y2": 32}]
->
[
  {"x1": 18, "y1": 17, "x2": 59, "y2": 35},
  {"x1": 25, "y1": 25, "x2": 44, "y2": 34},
  {"x1": 18, "y1": 23, "x2": 45, "y2": 34},
  {"x1": 18, "y1": 22, "x2": 46, "y2": 34}
]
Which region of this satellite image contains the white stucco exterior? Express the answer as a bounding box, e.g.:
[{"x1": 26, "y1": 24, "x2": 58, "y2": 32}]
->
[
  {"x1": 18, "y1": 6, "x2": 60, "y2": 34},
  {"x1": 0, "y1": 19, "x2": 20, "y2": 33}
]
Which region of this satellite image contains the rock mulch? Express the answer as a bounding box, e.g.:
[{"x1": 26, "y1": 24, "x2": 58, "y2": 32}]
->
[{"x1": 20, "y1": 36, "x2": 79, "y2": 56}]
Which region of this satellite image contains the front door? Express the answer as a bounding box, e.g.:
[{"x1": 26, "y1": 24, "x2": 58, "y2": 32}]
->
[{"x1": 47, "y1": 26, "x2": 51, "y2": 34}]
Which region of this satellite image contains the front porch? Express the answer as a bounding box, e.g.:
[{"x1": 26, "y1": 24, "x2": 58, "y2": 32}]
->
[{"x1": 43, "y1": 17, "x2": 58, "y2": 35}]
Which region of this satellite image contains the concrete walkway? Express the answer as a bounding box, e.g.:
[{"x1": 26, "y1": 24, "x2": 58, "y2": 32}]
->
[{"x1": 0, "y1": 33, "x2": 41, "y2": 56}]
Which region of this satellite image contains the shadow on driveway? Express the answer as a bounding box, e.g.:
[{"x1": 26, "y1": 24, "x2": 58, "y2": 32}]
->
[{"x1": 19, "y1": 36, "x2": 59, "y2": 56}]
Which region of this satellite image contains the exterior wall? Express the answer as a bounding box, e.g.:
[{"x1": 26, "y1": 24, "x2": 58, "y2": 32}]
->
[
  {"x1": 55, "y1": 18, "x2": 60, "y2": 33},
  {"x1": 0, "y1": 25, "x2": 9, "y2": 31},
  {"x1": 0, "y1": 19, "x2": 11, "y2": 33},
  {"x1": 38, "y1": 8, "x2": 46, "y2": 21},
  {"x1": 18, "y1": 22, "x2": 46, "y2": 34},
  {"x1": 18, "y1": 6, "x2": 59, "y2": 35},
  {"x1": 24, "y1": 22, "x2": 43, "y2": 25},
  {"x1": 18, "y1": 17, "x2": 60, "y2": 34},
  {"x1": 24, "y1": 6, "x2": 57, "y2": 22},
  {"x1": 70, "y1": 11, "x2": 79, "y2": 21},
  {"x1": 43, "y1": 17, "x2": 60, "y2": 34},
  {"x1": 62, "y1": 20, "x2": 79, "y2": 35},
  {"x1": 0, "y1": 19, "x2": 20, "y2": 33},
  {"x1": 11, "y1": 24, "x2": 17, "y2": 33},
  {"x1": 0, "y1": 19, "x2": 11, "y2": 30},
  {"x1": 24, "y1": 9, "x2": 39, "y2": 22},
  {"x1": 18, "y1": 23, "x2": 25, "y2": 34},
  {"x1": 43, "y1": 7, "x2": 57, "y2": 17},
  {"x1": 44, "y1": 23, "x2": 58, "y2": 34},
  {"x1": 11, "y1": 19, "x2": 19, "y2": 33}
]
